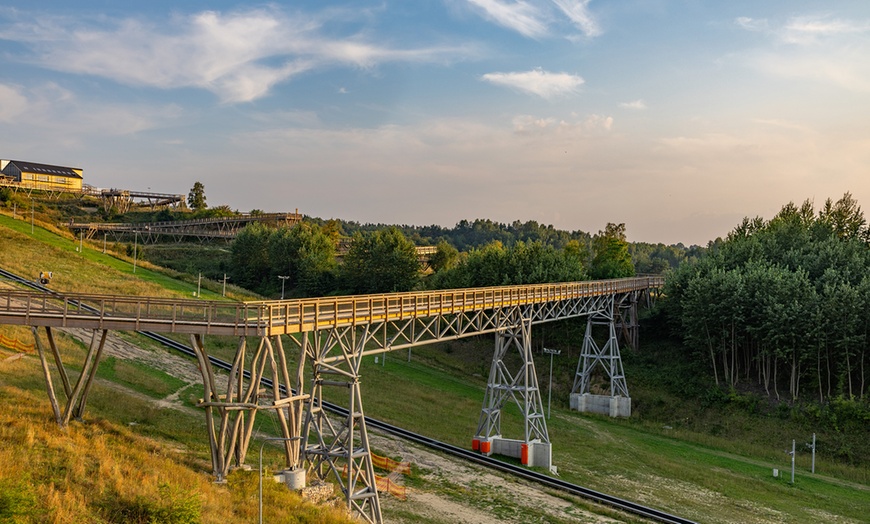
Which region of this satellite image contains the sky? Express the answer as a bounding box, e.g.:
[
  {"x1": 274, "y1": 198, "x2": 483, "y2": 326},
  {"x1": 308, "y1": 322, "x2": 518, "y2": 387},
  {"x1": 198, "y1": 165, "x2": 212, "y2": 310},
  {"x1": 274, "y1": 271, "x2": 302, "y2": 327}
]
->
[{"x1": 1, "y1": 1, "x2": 869, "y2": 245}]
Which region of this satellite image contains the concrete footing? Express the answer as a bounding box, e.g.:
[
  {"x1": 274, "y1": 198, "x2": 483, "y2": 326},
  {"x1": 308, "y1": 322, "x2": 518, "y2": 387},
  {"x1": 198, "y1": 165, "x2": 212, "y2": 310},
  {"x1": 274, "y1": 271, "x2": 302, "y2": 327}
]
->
[
  {"x1": 472, "y1": 437, "x2": 552, "y2": 469},
  {"x1": 570, "y1": 393, "x2": 631, "y2": 417},
  {"x1": 274, "y1": 468, "x2": 306, "y2": 490}
]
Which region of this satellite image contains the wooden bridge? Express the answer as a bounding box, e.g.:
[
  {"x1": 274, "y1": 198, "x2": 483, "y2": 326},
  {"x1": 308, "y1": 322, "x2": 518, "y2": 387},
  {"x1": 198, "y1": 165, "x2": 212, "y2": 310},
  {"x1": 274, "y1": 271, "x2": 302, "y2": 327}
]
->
[
  {"x1": 68, "y1": 212, "x2": 302, "y2": 243},
  {"x1": 0, "y1": 276, "x2": 663, "y2": 523},
  {"x1": 0, "y1": 178, "x2": 184, "y2": 212}
]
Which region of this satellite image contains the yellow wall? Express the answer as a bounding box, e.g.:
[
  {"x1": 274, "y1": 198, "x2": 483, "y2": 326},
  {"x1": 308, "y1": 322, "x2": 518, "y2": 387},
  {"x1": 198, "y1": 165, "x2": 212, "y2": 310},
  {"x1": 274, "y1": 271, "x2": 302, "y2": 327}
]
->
[{"x1": 20, "y1": 171, "x2": 83, "y2": 191}]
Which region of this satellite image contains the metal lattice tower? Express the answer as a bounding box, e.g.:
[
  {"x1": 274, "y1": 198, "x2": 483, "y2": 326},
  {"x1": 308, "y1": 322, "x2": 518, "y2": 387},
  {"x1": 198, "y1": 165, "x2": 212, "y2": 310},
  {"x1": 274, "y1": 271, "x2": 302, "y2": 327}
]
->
[
  {"x1": 475, "y1": 307, "x2": 549, "y2": 446},
  {"x1": 302, "y1": 326, "x2": 382, "y2": 524},
  {"x1": 571, "y1": 298, "x2": 630, "y2": 398}
]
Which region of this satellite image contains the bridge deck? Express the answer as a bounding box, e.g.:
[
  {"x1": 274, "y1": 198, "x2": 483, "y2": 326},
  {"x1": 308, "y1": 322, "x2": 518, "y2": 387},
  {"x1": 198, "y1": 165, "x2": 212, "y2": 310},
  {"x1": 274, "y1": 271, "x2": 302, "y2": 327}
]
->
[{"x1": 0, "y1": 277, "x2": 663, "y2": 337}]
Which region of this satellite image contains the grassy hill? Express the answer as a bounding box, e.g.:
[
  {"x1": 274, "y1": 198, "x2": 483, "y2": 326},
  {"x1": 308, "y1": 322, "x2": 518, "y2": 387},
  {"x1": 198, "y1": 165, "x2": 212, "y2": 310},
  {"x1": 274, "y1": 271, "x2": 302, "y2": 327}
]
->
[
  {"x1": 0, "y1": 375, "x2": 351, "y2": 524},
  {"x1": 1, "y1": 209, "x2": 869, "y2": 523}
]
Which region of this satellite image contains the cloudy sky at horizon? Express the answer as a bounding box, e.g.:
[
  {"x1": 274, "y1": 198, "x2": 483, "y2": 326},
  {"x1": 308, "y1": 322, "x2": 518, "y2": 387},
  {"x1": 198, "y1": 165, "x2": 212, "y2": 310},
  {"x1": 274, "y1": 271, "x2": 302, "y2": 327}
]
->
[{"x1": 1, "y1": 1, "x2": 869, "y2": 245}]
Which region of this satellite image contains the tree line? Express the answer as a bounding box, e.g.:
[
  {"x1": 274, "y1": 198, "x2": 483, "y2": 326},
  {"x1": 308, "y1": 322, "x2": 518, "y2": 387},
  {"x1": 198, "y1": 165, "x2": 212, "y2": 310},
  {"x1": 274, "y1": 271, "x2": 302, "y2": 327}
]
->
[
  {"x1": 228, "y1": 221, "x2": 639, "y2": 299},
  {"x1": 664, "y1": 193, "x2": 870, "y2": 403}
]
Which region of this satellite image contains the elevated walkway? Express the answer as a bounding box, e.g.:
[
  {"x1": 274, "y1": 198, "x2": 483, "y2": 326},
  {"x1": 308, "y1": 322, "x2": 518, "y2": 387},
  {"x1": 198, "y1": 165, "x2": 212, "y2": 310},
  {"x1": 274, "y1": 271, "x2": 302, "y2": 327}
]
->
[
  {"x1": 68, "y1": 212, "x2": 302, "y2": 243},
  {"x1": 0, "y1": 275, "x2": 663, "y2": 524}
]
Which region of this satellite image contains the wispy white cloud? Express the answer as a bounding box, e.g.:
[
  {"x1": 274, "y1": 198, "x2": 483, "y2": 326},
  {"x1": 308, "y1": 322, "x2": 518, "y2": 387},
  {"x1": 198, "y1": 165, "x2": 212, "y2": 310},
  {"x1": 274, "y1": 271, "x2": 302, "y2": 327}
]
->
[
  {"x1": 463, "y1": 0, "x2": 601, "y2": 39},
  {"x1": 735, "y1": 16, "x2": 768, "y2": 32},
  {"x1": 0, "y1": 81, "x2": 182, "y2": 141},
  {"x1": 481, "y1": 68, "x2": 584, "y2": 98},
  {"x1": 734, "y1": 13, "x2": 870, "y2": 91},
  {"x1": 619, "y1": 99, "x2": 646, "y2": 110},
  {"x1": 0, "y1": 83, "x2": 28, "y2": 122},
  {"x1": 552, "y1": 0, "x2": 601, "y2": 37},
  {"x1": 0, "y1": 7, "x2": 468, "y2": 103},
  {"x1": 736, "y1": 14, "x2": 870, "y2": 45},
  {"x1": 781, "y1": 16, "x2": 870, "y2": 44},
  {"x1": 512, "y1": 112, "x2": 611, "y2": 134},
  {"x1": 465, "y1": 0, "x2": 548, "y2": 38}
]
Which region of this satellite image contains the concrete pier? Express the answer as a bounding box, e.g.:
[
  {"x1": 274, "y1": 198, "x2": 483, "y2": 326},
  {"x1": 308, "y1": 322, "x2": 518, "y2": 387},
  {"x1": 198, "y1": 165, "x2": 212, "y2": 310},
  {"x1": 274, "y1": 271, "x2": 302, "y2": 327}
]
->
[{"x1": 570, "y1": 393, "x2": 631, "y2": 417}]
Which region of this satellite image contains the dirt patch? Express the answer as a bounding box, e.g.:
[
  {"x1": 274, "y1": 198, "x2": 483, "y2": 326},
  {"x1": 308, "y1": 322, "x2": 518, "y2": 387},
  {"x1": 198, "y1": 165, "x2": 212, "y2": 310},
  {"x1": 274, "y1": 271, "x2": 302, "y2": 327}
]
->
[{"x1": 371, "y1": 434, "x2": 623, "y2": 524}]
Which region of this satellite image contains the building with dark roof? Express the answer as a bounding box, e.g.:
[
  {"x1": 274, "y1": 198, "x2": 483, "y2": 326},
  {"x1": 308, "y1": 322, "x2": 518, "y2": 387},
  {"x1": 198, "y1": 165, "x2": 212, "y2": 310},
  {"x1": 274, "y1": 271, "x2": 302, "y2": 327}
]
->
[{"x1": 0, "y1": 159, "x2": 83, "y2": 191}]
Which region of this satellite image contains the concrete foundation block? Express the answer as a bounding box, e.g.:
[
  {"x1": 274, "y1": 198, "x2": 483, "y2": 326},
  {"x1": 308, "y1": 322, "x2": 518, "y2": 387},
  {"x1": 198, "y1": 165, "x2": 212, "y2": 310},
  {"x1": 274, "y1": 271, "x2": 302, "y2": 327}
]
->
[
  {"x1": 570, "y1": 393, "x2": 632, "y2": 417},
  {"x1": 279, "y1": 468, "x2": 306, "y2": 490},
  {"x1": 479, "y1": 437, "x2": 552, "y2": 469}
]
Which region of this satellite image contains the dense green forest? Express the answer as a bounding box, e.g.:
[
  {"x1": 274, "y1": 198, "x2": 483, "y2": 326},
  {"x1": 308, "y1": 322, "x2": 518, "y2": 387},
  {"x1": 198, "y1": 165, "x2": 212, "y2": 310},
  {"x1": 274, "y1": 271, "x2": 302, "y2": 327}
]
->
[
  {"x1": 664, "y1": 193, "x2": 870, "y2": 405},
  {"x1": 227, "y1": 220, "x2": 641, "y2": 297}
]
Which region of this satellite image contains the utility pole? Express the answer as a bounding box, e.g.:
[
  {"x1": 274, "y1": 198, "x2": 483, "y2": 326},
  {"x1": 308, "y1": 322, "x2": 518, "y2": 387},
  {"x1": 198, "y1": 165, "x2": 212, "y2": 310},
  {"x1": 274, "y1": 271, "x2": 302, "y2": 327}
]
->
[
  {"x1": 788, "y1": 439, "x2": 796, "y2": 484},
  {"x1": 543, "y1": 348, "x2": 561, "y2": 419},
  {"x1": 197, "y1": 272, "x2": 202, "y2": 298},
  {"x1": 810, "y1": 433, "x2": 816, "y2": 474},
  {"x1": 222, "y1": 274, "x2": 229, "y2": 297},
  {"x1": 133, "y1": 230, "x2": 138, "y2": 273},
  {"x1": 31, "y1": 200, "x2": 34, "y2": 234},
  {"x1": 278, "y1": 275, "x2": 289, "y2": 300}
]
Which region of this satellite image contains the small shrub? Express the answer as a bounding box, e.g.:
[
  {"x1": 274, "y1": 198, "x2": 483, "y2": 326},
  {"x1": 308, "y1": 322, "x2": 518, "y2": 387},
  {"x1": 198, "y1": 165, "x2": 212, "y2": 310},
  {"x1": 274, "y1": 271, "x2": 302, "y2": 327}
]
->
[
  {"x1": 700, "y1": 385, "x2": 728, "y2": 408},
  {"x1": 725, "y1": 389, "x2": 762, "y2": 414},
  {"x1": 97, "y1": 484, "x2": 200, "y2": 524},
  {"x1": 153, "y1": 483, "x2": 201, "y2": 524},
  {"x1": 0, "y1": 479, "x2": 38, "y2": 522}
]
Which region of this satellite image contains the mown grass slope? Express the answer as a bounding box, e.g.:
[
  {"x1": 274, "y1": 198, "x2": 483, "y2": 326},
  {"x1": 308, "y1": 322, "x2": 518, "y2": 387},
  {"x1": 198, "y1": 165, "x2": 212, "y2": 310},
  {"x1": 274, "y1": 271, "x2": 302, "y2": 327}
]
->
[
  {"x1": 0, "y1": 212, "x2": 255, "y2": 300},
  {"x1": 0, "y1": 346, "x2": 354, "y2": 523}
]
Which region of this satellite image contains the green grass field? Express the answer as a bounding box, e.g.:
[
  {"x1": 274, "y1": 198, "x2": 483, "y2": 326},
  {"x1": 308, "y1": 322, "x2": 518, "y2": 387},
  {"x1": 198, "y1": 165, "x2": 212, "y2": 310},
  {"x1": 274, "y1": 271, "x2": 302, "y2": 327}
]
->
[{"x1": 0, "y1": 212, "x2": 256, "y2": 300}]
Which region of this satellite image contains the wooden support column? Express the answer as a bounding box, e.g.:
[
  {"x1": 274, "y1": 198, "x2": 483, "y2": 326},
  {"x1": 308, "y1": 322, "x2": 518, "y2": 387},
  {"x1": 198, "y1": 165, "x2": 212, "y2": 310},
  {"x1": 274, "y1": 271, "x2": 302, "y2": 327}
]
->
[
  {"x1": 62, "y1": 329, "x2": 107, "y2": 425},
  {"x1": 32, "y1": 327, "x2": 63, "y2": 426},
  {"x1": 45, "y1": 327, "x2": 71, "y2": 399},
  {"x1": 190, "y1": 334, "x2": 223, "y2": 479},
  {"x1": 31, "y1": 327, "x2": 108, "y2": 428},
  {"x1": 217, "y1": 337, "x2": 248, "y2": 472}
]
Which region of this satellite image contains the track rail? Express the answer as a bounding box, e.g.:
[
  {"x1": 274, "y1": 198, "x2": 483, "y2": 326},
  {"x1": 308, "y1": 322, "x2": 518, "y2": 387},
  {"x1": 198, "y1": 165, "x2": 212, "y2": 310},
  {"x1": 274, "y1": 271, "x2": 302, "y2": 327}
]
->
[{"x1": 0, "y1": 267, "x2": 693, "y2": 524}]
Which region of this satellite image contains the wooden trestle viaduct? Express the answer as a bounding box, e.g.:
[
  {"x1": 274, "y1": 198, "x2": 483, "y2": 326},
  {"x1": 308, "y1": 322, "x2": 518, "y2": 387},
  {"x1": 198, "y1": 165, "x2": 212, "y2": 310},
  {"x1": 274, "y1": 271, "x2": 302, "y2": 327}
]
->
[
  {"x1": 69, "y1": 212, "x2": 303, "y2": 243},
  {"x1": 0, "y1": 276, "x2": 663, "y2": 523}
]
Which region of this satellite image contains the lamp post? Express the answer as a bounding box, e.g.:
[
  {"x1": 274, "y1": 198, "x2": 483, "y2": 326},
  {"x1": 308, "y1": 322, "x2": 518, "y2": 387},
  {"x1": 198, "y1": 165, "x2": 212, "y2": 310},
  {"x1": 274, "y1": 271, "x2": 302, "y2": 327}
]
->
[
  {"x1": 222, "y1": 274, "x2": 230, "y2": 297},
  {"x1": 278, "y1": 275, "x2": 289, "y2": 300},
  {"x1": 543, "y1": 348, "x2": 561, "y2": 419},
  {"x1": 259, "y1": 437, "x2": 301, "y2": 524},
  {"x1": 30, "y1": 199, "x2": 34, "y2": 234}
]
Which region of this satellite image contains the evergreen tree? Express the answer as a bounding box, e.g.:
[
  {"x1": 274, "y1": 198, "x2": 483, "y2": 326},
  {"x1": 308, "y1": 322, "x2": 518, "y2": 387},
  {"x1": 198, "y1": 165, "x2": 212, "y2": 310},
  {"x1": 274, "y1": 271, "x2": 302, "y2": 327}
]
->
[{"x1": 187, "y1": 181, "x2": 207, "y2": 211}]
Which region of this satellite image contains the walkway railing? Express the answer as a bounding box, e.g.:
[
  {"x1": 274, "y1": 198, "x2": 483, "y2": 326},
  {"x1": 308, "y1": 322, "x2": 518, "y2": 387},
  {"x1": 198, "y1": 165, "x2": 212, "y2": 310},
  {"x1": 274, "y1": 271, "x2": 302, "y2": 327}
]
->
[{"x1": 0, "y1": 276, "x2": 663, "y2": 337}]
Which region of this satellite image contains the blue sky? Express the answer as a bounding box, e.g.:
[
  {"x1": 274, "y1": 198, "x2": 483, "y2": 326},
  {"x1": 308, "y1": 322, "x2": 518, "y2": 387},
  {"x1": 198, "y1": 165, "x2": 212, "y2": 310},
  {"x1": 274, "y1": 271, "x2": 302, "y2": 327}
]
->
[{"x1": 2, "y1": 1, "x2": 869, "y2": 245}]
